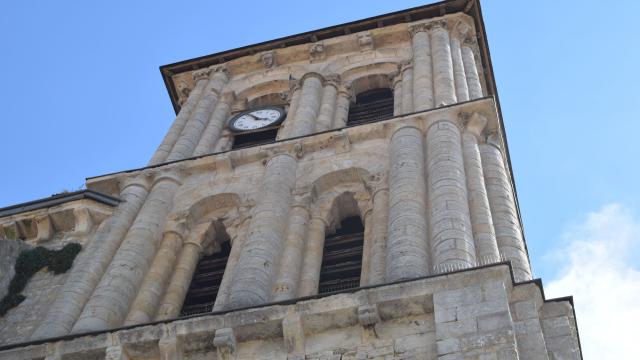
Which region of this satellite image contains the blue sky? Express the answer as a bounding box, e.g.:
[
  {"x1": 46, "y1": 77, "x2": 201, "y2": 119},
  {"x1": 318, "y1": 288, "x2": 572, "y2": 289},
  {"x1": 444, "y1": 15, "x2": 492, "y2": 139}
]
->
[{"x1": 1, "y1": 1, "x2": 639, "y2": 357}]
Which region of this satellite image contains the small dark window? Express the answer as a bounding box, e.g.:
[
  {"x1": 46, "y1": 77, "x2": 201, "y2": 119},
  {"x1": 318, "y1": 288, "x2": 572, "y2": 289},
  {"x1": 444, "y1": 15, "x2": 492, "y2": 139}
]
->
[
  {"x1": 180, "y1": 241, "x2": 231, "y2": 316},
  {"x1": 318, "y1": 216, "x2": 364, "y2": 294},
  {"x1": 347, "y1": 88, "x2": 394, "y2": 126},
  {"x1": 231, "y1": 127, "x2": 279, "y2": 150}
]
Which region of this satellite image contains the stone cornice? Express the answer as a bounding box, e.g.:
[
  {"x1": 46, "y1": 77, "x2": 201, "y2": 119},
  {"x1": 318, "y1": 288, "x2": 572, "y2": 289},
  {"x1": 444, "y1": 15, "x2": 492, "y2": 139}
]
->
[{"x1": 161, "y1": 1, "x2": 482, "y2": 114}]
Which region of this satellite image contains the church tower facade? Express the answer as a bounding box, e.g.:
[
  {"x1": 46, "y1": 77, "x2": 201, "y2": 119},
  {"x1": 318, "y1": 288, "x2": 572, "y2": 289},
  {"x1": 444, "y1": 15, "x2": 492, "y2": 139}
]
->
[{"x1": 0, "y1": 1, "x2": 582, "y2": 359}]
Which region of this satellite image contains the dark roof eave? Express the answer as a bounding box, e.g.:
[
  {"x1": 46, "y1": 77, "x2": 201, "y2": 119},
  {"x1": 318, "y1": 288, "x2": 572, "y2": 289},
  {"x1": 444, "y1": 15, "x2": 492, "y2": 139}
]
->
[
  {"x1": 159, "y1": 0, "x2": 473, "y2": 114},
  {"x1": 0, "y1": 190, "x2": 121, "y2": 219}
]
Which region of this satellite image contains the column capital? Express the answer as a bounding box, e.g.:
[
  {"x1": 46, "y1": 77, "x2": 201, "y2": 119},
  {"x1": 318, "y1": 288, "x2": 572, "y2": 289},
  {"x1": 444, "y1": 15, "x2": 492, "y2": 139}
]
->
[
  {"x1": 323, "y1": 74, "x2": 341, "y2": 89},
  {"x1": 337, "y1": 84, "x2": 352, "y2": 98},
  {"x1": 192, "y1": 68, "x2": 212, "y2": 82},
  {"x1": 463, "y1": 36, "x2": 478, "y2": 47},
  {"x1": 220, "y1": 91, "x2": 236, "y2": 104},
  {"x1": 408, "y1": 22, "x2": 429, "y2": 37},
  {"x1": 163, "y1": 214, "x2": 188, "y2": 238},
  {"x1": 151, "y1": 169, "x2": 184, "y2": 188},
  {"x1": 209, "y1": 64, "x2": 230, "y2": 78},
  {"x1": 399, "y1": 60, "x2": 413, "y2": 73},
  {"x1": 300, "y1": 71, "x2": 324, "y2": 84},
  {"x1": 427, "y1": 19, "x2": 448, "y2": 31},
  {"x1": 484, "y1": 130, "x2": 503, "y2": 150},
  {"x1": 389, "y1": 71, "x2": 402, "y2": 88},
  {"x1": 453, "y1": 20, "x2": 472, "y2": 40},
  {"x1": 460, "y1": 112, "x2": 489, "y2": 139}
]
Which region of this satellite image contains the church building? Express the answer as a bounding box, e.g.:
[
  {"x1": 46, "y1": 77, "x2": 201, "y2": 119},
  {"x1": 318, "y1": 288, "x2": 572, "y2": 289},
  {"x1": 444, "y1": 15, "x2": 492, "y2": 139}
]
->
[{"x1": 0, "y1": 0, "x2": 582, "y2": 358}]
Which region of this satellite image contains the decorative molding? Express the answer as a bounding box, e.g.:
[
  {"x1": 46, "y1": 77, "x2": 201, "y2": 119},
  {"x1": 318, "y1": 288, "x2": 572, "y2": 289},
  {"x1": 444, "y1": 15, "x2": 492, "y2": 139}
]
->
[
  {"x1": 309, "y1": 42, "x2": 325, "y2": 62},
  {"x1": 260, "y1": 50, "x2": 277, "y2": 69},
  {"x1": 192, "y1": 68, "x2": 212, "y2": 82},
  {"x1": 323, "y1": 74, "x2": 341, "y2": 89},
  {"x1": 427, "y1": 19, "x2": 448, "y2": 31},
  {"x1": 356, "y1": 31, "x2": 374, "y2": 51},
  {"x1": 408, "y1": 22, "x2": 429, "y2": 37}
]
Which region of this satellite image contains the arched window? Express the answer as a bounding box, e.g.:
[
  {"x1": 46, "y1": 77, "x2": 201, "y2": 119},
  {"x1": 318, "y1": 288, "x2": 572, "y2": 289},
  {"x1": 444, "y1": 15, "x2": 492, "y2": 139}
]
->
[
  {"x1": 180, "y1": 237, "x2": 231, "y2": 316},
  {"x1": 346, "y1": 88, "x2": 394, "y2": 126},
  {"x1": 318, "y1": 216, "x2": 364, "y2": 293}
]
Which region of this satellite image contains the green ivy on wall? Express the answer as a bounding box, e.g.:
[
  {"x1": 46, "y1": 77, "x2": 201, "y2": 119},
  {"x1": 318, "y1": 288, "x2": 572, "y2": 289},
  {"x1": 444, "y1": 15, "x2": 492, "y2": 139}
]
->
[{"x1": 0, "y1": 243, "x2": 81, "y2": 316}]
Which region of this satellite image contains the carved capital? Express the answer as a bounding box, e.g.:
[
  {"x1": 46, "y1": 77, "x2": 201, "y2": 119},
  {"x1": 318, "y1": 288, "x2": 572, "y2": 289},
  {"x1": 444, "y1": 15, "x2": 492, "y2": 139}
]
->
[
  {"x1": 464, "y1": 36, "x2": 478, "y2": 46},
  {"x1": 300, "y1": 71, "x2": 324, "y2": 84},
  {"x1": 427, "y1": 19, "x2": 448, "y2": 31},
  {"x1": 356, "y1": 31, "x2": 374, "y2": 51},
  {"x1": 323, "y1": 74, "x2": 341, "y2": 88},
  {"x1": 210, "y1": 64, "x2": 230, "y2": 78},
  {"x1": 220, "y1": 91, "x2": 236, "y2": 104},
  {"x1": 309, "y1": 42, "x2": 325, "y2": 62},
  {"x1": 192, "y1": 68, "x2": 212, "y2": 82},
  {"x1": 261, "y1": 50, "x2": 277, "y2": 69},
  {"x1": 164, "y1": 214, "x2": 188, "y2": 238},
  {"x1": 454, "y1": 20, "x2": 472, "y2": 40},
  {"x1": 399, "y1": 60, "x2": 413, "y2": 73},
  {"x1": 408, "y1": 22, "x2": 429, "y2": 37},
  {"x1": 460, "y1": 112, "x2": 488, "y2": 139}
]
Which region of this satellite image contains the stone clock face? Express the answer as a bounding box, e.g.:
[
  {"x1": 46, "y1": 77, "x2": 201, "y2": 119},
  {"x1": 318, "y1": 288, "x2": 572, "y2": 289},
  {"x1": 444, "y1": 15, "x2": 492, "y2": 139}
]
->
[{"x1": 228, "y1": 106, "x2": 285, "y2": 132}]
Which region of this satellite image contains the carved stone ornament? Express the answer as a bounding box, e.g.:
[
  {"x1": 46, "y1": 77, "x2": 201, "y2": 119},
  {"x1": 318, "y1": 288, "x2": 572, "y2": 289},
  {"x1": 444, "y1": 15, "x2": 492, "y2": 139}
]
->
[
  {"x1": 324, "y1": 74, "x2": 341, "y2": 88},
  {"x1": 455, "y1": 20, "x2": 471, "y2": 40},
  {"x1": 261, "y1": 50, "x2": 277, "y2": 69},
  {"x1": 177, "y1": 80, "x2": 191, "y2": 100},
  {"x1": 357, "y1": 31, "x2": 374, "y2": 51},
  {"x1": 309, "y1": 42, "x2": 325, "y2": 62},
  {"x1": 408, "y1": 22, "x2": 429, "y2": 37},
  {"x1": 427, "y1": 19, "x2": 448, "y2": 31},
  {"x1": 192, "y1": 68, "x2": 212, "y2": 82}
]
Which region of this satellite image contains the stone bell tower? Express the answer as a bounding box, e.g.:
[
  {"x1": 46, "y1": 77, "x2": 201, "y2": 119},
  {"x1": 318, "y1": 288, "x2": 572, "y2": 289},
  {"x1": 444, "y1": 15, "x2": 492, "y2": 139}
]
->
[{"x1": 0, "y1": 0, "x2": 581, "y2": 359}]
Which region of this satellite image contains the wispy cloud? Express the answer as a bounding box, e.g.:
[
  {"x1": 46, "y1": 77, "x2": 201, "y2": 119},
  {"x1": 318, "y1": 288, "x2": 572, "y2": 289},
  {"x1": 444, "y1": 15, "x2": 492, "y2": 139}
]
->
[{"x1": 545, "y1": 204, "x2": 640, "y2": 359}]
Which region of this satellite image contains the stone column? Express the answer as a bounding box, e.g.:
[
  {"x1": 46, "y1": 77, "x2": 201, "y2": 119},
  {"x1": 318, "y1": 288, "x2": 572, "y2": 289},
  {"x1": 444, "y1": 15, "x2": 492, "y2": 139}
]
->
[
  {"x1": 289, "y1": 73, "x2": 323, "y2": 137},
  {"x1": 297, "y1": 215, "x2": 328, "y2": 297},
  {"x1": 167, "y1": 66, "x2": 229, "y2": 162},
  {"x1": 426, "y1": 117, "x2": 476, "y2": 273},
  {"x1": 367, "y1": 182, "x2": 389, "y2": 285},
  {"x1": 277, "y1": 83, "x2": 302, "y2": 140},
  {"x1": 333, "y1": 86, "x2": 351, "y2": 128},
  {"x1": 124, "y1": 217, "x2": 186, "y2": 325},
  {"x1": 315, "y1": 75, "x2": 339, "y2": 132},
  {"x1": 480, "y1": 134, "x2": 532, "y2": 281},
  {"x1": 391, "y1": 74, "x2": 403, "y2": 116},
  {"x1": 461, "y1": 37, "x2": 483, "y2": 100},
  {"x1": 462, "y1": 113, "x2": 500, "y2": 264},
  {"x1": 386, "y1": 126, "x2": 430, "y2": 281},
  {"x1": 31, "y1": 177, "x2": 149, "y2": 340},
  {"x1": 212, "y1": 220, "x2": 249, "y2": 311},
  {"x1": 72, "y1": 170, "x2": 182, "y2": 333},
  {"x1": 227, "y1": 154, "x2": 297, "y2": 308},
  {"x1": 400, "y1": 62, "x2": 414, "y2": 114},
  {"x1": 272, "y1": 193, "x2": 311, "y2": 301},
  {"x1": 148, "y1": 71, "x2": 208, "y2": 165},
  {"x1": 451, "y1": 22, "x2": 470, "y2": 102},
  {"x1": 409, "y1": 23, "x2": 434, "y2": 111},
  {"x1": 193, "y1": 92, "x2": 235, "y2": 156},
  {"x1": 429, "y1": 20, "x2": 457, "y2": 106},
  {"x1": 155, "y1": 238, "x2": 205, "y2": 320}
]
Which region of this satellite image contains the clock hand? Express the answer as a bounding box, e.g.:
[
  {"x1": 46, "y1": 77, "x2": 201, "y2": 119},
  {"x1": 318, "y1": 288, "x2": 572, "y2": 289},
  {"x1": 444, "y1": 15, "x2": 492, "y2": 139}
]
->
[{"x1": 247, "y1": 113, "x2": 260, "y2": 120}]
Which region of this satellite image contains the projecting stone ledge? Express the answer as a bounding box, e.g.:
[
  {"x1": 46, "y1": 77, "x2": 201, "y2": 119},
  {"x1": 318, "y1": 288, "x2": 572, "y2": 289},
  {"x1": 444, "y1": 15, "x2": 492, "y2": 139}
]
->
[{"x1": 0, "y1": 263, "x2": 581, "y2": 360}]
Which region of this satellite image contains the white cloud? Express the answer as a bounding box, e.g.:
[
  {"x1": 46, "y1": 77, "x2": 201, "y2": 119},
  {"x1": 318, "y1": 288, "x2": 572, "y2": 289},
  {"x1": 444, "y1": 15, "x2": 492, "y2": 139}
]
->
[{"x1": 545, "y1": 203, "x2": 640, "y2": 359}]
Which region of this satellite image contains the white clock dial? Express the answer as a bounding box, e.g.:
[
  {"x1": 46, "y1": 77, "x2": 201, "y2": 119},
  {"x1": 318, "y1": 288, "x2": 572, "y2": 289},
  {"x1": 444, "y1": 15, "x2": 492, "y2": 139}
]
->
[{"x1": 229, "y1": 106, "x2": 285, "y2": 132}]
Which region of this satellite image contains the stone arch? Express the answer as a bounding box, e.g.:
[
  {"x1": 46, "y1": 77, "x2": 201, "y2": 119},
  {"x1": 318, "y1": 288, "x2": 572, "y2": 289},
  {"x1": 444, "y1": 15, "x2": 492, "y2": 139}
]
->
[
  {"x1": 310, "y1": 167, "x2": 372, "y2": 230},
  {"x1": 184, "y1": 192, "x2": 242, "y2": 247},
  {"x1": 234, "y1": 79, "x2": 290, "y2": 108}
]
